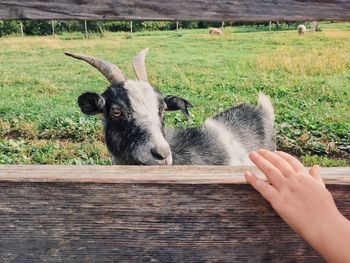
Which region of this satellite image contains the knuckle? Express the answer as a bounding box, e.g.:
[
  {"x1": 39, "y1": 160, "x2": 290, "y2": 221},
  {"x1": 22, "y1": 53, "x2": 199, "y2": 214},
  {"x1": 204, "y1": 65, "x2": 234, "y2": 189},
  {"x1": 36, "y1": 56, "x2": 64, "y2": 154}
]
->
[
  {"x1": 271, "y1": 170, "x2": 282, "y2": 178},
  {"x1": 265, "y1": 167, "x2": 274, "y2": 174},
  {"x1": 259, "y1": 182, "x2": 270, "y2": 193},
  {"x1": 287, "y1": 178, "x2": 300, "y2": 192}
]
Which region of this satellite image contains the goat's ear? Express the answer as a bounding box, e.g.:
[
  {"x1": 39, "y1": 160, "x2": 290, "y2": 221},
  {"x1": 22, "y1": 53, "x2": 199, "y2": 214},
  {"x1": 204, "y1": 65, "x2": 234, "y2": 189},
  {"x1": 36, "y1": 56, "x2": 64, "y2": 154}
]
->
[
  {"x1": 164, "y1": 95, "x2": 193, "y2": 118},
  {"x1": 78, "y1": 92, "x2": 105, "y2": 115}
]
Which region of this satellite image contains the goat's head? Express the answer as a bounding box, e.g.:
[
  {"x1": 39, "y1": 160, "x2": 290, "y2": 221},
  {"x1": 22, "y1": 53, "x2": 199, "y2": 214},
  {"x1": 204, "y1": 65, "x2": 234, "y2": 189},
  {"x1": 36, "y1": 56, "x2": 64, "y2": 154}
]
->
[{"x1": 65, "y1": 48, "x2": 192, "y2": 165}]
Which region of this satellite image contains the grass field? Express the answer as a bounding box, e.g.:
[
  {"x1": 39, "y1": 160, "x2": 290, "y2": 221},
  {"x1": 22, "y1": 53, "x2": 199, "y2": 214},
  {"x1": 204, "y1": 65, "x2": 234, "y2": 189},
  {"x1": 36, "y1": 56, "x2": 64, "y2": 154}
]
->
[{"x1": 0, "y1": 23, "x2": 349, "y2": 166}]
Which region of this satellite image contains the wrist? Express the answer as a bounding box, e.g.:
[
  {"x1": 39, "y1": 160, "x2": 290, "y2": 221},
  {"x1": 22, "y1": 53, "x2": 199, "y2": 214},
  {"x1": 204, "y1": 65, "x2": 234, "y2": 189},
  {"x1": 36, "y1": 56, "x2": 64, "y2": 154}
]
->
[{"x1": 301, "y1": 209, "x2": 344, "y2": 248}]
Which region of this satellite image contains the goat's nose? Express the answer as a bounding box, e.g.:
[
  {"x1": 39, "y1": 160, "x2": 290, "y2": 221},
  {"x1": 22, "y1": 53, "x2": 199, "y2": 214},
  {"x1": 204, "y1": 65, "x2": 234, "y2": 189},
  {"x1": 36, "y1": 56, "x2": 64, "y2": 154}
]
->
[{"x1": 151, "y1": 145, "x2": 170, "y2": 161}]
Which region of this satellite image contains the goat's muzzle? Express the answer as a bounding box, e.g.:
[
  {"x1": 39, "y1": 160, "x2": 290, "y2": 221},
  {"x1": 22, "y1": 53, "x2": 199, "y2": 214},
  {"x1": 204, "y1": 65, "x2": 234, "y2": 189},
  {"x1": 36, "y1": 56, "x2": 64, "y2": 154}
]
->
[{"x1": 150, "y1": 145, "x2": 172, "y2": 165}]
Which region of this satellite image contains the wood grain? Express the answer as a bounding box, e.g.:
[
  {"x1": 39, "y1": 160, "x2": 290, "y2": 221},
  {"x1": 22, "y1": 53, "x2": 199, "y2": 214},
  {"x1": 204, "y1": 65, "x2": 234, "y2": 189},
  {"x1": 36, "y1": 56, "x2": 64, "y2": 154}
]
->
[
  {"x1": 0, "y1": 166, "x2": 349, "y2": 261},
  {"x1": 0, "y1": 182, "x2": 336, "y2": 262},
  {"x1": 0, "y1": 165, "x2": 350, "y2": 184},
  {"x1": 0, "y1": 0, "x2": 350, "y2": 21}
]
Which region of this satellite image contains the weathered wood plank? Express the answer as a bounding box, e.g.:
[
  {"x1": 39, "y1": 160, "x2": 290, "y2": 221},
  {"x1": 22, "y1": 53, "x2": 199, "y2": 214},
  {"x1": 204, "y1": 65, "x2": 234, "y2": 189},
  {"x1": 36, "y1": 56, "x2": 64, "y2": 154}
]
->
[
  {"x1": 0, "y1": 166, "x2": 349, "y2": 261},
  {"x1": 0, "y1": 165, "x2": 350, "y2": 184},
  {"x1": 1, "y1": 0, "x2": 350, "y2": 21},
  {"x1": 0, "y1": 182, "x2": 334, "y2": 262}
]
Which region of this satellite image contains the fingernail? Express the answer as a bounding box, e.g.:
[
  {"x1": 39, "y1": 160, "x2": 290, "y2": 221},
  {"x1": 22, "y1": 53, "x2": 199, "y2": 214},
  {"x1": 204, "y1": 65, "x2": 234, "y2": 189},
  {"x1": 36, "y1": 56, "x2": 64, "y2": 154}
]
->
[
  {"x1": 258, "y1": 149, "x2": 269, "y2": 154},
  {"x1": 244, "y1": 171, "x2": 253, "y2": 179},
  {"x1": 249, "y1": 152, "x2": 257, "y2": 160}
]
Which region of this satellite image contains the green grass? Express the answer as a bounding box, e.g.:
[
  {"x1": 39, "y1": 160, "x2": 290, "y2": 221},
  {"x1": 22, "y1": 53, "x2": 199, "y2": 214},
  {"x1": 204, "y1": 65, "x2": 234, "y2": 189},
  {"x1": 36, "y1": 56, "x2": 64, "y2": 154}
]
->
[
  {"x1": 0, "y1": 24, "x2": 349, "y2": 165},
  {"x1": 301, "y1": 154, "x2": 347, "y2": 167}
]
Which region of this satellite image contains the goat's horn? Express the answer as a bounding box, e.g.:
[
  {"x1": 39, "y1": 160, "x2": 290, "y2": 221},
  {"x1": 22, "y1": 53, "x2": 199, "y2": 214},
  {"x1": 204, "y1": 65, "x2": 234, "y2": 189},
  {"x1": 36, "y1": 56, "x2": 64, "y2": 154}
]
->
[
  {"x1": 65, "y1": 52, "x2": 127, "y2": 85},
  {"x1": 132, "y1": 48, "x2": 149, "y2": 82}
]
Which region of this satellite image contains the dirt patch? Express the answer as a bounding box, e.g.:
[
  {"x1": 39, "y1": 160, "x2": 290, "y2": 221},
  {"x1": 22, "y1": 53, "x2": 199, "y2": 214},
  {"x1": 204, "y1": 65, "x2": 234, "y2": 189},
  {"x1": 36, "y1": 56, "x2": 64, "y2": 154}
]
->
[
  {"x1": 1, "y1": 121, "x2": 38, "y2": 140},
  {"x1": 278, "y1": 144, "x2": 350, "y2": 166}
]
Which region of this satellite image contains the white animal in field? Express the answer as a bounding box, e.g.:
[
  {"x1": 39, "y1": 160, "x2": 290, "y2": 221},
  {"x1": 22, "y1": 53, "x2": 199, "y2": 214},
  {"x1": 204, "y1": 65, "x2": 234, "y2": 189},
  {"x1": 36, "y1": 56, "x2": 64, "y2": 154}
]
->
[
  {"x1": 297, "y1": 24, "x2": 307, "y2": 35},
  {"x1": 209, "y1": 27, "x2": 223, "y2": 36}
]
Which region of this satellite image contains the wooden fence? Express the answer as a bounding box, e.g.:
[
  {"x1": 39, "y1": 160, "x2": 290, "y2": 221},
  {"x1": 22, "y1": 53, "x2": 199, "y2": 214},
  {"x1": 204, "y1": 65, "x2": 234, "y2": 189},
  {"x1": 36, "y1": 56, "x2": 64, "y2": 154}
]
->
[
  {"x1": 0, "y1": 0, "x2": 350, "y2": 261},
  {"x1": 0, "y1": 166, "x2": 349, "y2": 262},
  {"x1": 0, "y1": 0, "x2": 350, "y2": 21}
]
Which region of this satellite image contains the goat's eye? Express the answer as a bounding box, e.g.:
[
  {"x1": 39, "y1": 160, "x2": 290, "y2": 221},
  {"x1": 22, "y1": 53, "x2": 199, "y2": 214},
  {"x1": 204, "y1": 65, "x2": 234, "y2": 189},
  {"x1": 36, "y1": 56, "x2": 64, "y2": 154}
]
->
[{"x1": 112, "y1": 108, "x2": 122, "y2": 118}]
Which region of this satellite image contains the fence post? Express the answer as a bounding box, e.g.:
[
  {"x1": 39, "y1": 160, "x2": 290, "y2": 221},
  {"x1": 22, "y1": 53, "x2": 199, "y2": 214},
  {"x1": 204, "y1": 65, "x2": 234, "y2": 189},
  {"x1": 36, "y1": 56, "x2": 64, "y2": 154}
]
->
[
  {"x1": 84, "y1": 20, "x2": 88, "y2": 38},
  {"x1": 51, "y1": 20, "x2": 55, "y2": 35},
  {"x1": 130, "y1": 21, "x2": 133, "y2": 33},
  {"x1": 19, "y1": 21, "x2": 24, "y2": 36}
]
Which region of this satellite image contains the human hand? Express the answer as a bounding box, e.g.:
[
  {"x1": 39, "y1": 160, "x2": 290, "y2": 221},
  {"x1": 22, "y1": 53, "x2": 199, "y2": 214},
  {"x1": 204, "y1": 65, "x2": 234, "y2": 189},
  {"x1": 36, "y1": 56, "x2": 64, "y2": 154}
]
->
[{"x1": 244, "y1": 149, "x2": 342, "y2": 239}]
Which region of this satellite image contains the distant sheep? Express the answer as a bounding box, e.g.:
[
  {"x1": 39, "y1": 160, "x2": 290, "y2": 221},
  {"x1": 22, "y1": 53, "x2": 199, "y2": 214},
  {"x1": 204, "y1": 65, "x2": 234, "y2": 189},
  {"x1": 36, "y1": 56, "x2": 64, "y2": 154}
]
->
[
  {"x1": 209, "y1": 27, "x2": 223, "y2": 36},
  {"x1": 297, "y1": 24, "x2": 307, "y2": 35}
]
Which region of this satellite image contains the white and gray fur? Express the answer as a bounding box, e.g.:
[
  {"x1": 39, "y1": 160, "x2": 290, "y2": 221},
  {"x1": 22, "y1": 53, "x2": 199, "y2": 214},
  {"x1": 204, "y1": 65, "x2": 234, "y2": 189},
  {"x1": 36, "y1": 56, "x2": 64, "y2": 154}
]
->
[
  {"x1": 297, "y1": 24, "x2": 307, "y2": 35},
  {"x1": 166, "y1": 93, "x2": 275, "y2": 165},
  {"x1": 66, "y1": 48, "x2": 275, "y2": 165}
]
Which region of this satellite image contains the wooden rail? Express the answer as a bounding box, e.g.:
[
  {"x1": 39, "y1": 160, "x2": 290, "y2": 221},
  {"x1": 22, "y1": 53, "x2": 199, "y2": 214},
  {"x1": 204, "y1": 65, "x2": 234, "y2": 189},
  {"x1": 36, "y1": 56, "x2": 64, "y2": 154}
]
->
[
  {"x1": 1, "y1": 0, "x2": 350, "y2": 21},
  {"x1": 1, "y1": 165, "x2": 350, "y2": 262},
  {"x1": 1, "y1": 165, "x2": 350, "y2": 184}
]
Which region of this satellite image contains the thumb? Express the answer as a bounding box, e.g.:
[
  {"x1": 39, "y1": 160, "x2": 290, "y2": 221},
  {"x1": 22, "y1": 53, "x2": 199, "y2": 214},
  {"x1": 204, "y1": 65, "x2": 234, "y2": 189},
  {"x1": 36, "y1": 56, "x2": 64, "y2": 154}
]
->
[{"x1": 309, "y1": 165, "x2": 325, "y2": 187}]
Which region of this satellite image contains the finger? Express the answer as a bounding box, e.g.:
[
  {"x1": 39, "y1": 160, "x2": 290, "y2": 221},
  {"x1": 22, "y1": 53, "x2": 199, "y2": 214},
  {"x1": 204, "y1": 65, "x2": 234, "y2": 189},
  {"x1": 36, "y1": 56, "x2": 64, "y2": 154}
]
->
[
  {"x1": 309, "y1": 165, "x2": 325, "y2": 187},
  {"x1": 309, "y1": 165, "x2": 320, "y2": 178},
  {"x1": 244, "y1": 171, "x2": 278, "y2": 202},
  {"x1": 275, "y1": 151, "x2": 304, "y2": 173},
  {"x1": 249, "y1": 151, "x2": 286, "y2": 190},
  {"x1": 258, "y1": 149, "x2": 296, "y2": 178}
]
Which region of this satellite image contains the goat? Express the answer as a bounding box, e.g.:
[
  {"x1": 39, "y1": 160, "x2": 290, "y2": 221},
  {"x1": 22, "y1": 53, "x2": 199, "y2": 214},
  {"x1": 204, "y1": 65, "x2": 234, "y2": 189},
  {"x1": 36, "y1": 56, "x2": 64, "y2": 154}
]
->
[
  {"x1": 208, "y1": 27, "x2": 223, "y2": 36},
  {"x1": 297, "y1": 24, "x2": 307, "y2": 35},
  {"x1": 65, "y1": 49, "x2": 276, "y2": 165}
]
